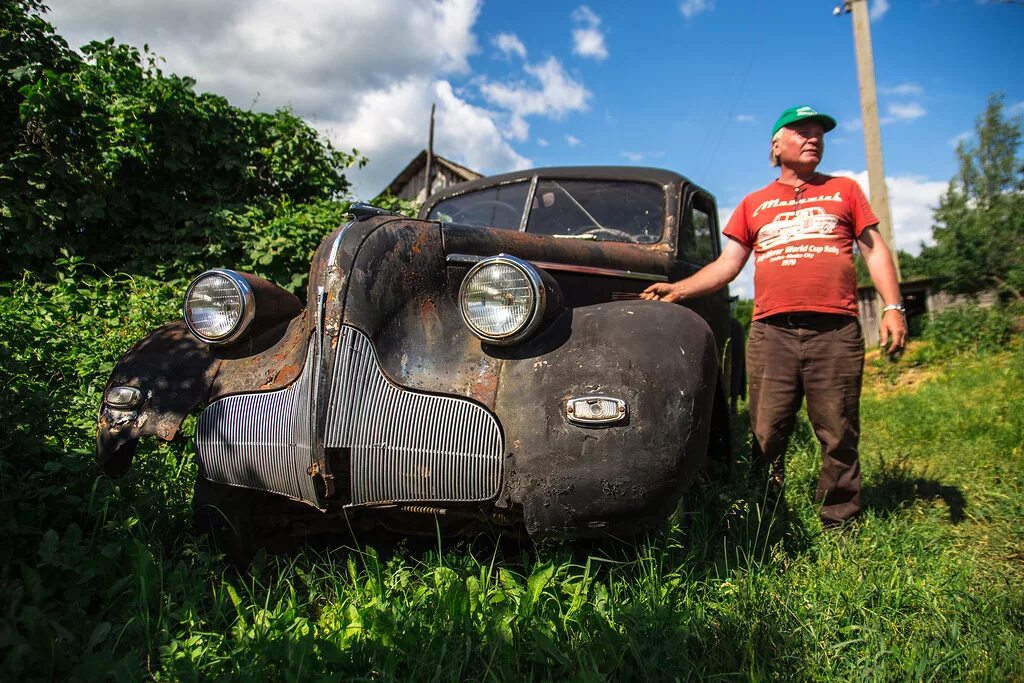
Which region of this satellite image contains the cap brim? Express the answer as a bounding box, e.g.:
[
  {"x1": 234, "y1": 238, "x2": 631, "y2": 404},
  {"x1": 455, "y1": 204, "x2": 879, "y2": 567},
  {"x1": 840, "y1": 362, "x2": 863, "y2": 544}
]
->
[{"x1": 813, "y1": 114, "x2": 838, "y2": 133}]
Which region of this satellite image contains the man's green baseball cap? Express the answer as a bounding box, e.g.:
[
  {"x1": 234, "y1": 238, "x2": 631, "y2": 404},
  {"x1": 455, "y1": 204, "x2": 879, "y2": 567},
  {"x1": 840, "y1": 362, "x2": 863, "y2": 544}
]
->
[{"x1": 771, "y1": 105, "x2": 837, "y2": 137}]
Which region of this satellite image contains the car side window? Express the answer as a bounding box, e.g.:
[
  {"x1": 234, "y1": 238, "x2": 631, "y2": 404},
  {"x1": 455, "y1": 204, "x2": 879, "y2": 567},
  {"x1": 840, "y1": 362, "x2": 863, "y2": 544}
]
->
[{"x1": 680, "y1": 193, "x2": 717, "y2": 265}]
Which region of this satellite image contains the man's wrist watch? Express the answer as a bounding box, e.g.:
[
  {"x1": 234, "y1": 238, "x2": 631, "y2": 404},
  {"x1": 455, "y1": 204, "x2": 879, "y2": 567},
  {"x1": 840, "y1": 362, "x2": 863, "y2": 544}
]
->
[{"x1": 882, "y1": 303, "x2": 906, "y2": 315}]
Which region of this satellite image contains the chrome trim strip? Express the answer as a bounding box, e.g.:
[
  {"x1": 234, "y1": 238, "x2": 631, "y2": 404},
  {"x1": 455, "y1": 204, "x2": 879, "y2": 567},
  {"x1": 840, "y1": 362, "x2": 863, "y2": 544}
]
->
[
  {"x1": 326, "y1": 220, "x2": 351, "y2": 266},
  {"x1": 446, "y1": 253, "x2": 485, "y2": 264},
  {"x1": 446, "y1": 254, "x2": 668, "y2": 282},
  {"x1": 519, "y1": 175, "x2": 539, "y2": 232},
  {"x1": 534, "y1": 262, "x2": 669, "y2": 282}
]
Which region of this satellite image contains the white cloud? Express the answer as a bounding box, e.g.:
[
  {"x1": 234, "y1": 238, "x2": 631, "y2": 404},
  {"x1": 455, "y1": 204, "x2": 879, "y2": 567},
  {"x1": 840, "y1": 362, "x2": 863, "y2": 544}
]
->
[
  {"x1": 565, "y1": 134, "x2": 582, "y2": 147},
  {"x1": 870, "y1": 0, "x2": 890, "y2": 21},
  {"x1": 679, "y1": 0, "x2": 715, "y2": 20},
  {"x1": 735, "y1": 114, "x2": 755, "y2": 123},
  {"x1": 46, "y1": 0, "x2": 598, "y2": 198},
  {"x1": 842, "y1": 116, "x2": 864, "y2": 132},
  {"x1": 493, "y1": 32, "x2": 527, "y2": 60},
  {"x1": 830, "y1": 170, "x2": 947, "y2": 253},
  {"x1": 537, "y1": 137, "x2": 550, "y2": 147},
  {"x1": 948, "y1": 130, "x2": 972, "y2": 147},
  {"x1": 622, "y1": 151, "x2": 645, "y2": 163},
  {"x1": 1008, "y1": 101, "x2": 1024, "y2": 115},
  {"x1": 480, "y1": 56, "x2": 591, "y2": 140},
  {"x1": 48, "y1": 0, "x2": 483, "y2": 118},
  {"x1": 880, "y1": 82, "x2": 924, "y2": 97},
  {"x1": 323, "y1": 78, "x2": 530, "y2": 198},
  {"x1": 845, "y1": 102, "x2": 926, "y2": 131},
  {"x1": 572, "y1": 5, "x2": 608, "y2": 61},
  {"x1": 883, "y1": 102, "x2": 926, "y2": 123}
]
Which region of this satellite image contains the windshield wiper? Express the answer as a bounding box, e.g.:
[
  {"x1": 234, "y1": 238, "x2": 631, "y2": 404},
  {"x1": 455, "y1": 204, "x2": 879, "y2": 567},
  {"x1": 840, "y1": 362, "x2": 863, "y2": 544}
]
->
[{"x1": 550, "y1": 180, "x2": 606, "y2": 232}]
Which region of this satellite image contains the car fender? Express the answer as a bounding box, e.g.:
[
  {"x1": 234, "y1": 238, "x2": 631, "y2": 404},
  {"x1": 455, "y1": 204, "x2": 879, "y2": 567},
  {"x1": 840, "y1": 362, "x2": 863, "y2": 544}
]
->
[
  {"x1": 96, "y1": 296, "x2": 308, "y2": 478},
  {"x1": 491, "y1": 300, "x2": 719, "y2": 539}
]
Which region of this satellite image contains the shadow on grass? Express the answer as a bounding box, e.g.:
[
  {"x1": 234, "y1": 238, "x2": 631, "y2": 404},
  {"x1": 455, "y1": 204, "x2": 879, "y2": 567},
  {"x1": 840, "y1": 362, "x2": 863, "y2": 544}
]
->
[{"x1": 862, "y1": 455, "x2": 967, "y2": 523}]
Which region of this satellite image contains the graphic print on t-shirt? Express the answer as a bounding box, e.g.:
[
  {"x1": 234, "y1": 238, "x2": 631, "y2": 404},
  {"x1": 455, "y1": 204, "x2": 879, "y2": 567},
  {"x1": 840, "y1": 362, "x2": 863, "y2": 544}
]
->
[
  {"x1": 754, "y1": 203, "x2": 843, "y2": 267},
  {"x1": 755, "y1": 206, "x2": 839, "y2": 250}
]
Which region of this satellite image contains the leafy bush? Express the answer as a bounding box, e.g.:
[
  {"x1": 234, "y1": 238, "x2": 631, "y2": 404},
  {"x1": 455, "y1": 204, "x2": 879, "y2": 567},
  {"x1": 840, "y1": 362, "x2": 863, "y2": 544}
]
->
[
  {"x1": 0, "y1": 258, "x2": 202, "y2": 679},
  {"x1": 732, "y1": 298, "x2": 753, "y2": 332},
  {"x1": 917, "y1": 301, "x2": 1023, "y2": 359},
  {"x1": 1, "y1": 1, "x2": 362, "y2": 282}
]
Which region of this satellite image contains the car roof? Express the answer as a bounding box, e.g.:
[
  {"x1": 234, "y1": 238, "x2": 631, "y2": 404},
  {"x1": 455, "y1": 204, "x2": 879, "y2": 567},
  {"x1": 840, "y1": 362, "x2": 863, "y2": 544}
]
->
[{"x1": 420, "y1": 165, "x2": 703, "y2": 217}]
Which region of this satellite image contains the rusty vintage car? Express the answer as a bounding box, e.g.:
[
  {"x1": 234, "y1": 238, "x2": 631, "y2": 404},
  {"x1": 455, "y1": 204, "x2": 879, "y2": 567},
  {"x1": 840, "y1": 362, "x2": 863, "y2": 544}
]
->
[{"x1": 96, "y1": 166, "x2": 743, "y2": 554}]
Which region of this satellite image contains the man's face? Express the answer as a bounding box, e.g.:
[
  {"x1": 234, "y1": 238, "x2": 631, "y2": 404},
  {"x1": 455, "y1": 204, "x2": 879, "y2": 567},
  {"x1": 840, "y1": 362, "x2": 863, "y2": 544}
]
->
[{"x1": 773, "y1": 120, "x2": 825, "y2": 168}]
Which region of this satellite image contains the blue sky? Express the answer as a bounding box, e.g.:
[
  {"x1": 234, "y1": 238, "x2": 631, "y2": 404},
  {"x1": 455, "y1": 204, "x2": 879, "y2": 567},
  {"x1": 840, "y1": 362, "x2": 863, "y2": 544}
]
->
[{"x1": 47, "y1": 1, "x2": 1023, "y2": 295}]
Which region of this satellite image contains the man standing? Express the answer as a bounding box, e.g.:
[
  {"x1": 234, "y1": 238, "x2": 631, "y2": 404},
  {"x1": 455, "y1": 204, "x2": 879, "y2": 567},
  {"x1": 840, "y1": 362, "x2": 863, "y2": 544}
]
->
[{"x1": 641, "y1": 105, "x2": 907, "y2": 526}]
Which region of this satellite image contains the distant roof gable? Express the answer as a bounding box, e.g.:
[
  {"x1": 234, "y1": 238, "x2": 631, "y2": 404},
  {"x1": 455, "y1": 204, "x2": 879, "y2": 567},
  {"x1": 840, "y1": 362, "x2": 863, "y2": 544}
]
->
[{"x1": 384, "y1": 150, "x2": 481, "y2": 197}]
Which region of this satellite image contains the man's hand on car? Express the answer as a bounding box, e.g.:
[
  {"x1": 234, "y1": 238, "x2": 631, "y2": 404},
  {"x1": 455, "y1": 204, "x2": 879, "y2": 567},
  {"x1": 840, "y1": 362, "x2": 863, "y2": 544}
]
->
[{"x1": 640, "y1": 282, "x2": 685, "y2": 303}]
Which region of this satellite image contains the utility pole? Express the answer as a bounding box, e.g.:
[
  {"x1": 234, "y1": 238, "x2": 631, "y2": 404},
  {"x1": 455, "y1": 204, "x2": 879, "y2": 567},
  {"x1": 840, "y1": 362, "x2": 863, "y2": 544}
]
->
[
  {"x1": 423, "y1": 103, "x2": 436, "y2": 202},
  {"x1": 838, "y1": 0, "x2": 901, "y2": 279}
]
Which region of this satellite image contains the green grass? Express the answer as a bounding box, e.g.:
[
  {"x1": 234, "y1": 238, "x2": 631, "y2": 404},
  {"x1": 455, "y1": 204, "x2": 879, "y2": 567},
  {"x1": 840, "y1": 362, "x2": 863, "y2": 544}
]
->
[{"x1": 2, "y1": 267, "x2": 1023, "y2": 680}]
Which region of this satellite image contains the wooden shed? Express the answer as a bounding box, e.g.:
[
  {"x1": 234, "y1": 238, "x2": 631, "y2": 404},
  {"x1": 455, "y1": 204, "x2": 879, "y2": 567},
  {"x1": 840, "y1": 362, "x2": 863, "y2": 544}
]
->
[
  {"x1": 857, "y1": 277, "x2": 999, "y2": 345},
  {"x1": 383, "y1": 150, "x2": 480, "y2": 205}
]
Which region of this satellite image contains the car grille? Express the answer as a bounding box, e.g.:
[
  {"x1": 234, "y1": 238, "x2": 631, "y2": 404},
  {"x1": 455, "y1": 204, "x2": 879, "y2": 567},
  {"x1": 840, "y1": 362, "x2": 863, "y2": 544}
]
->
[
  {"x1": 195, "y1": 325, "x2": 503, "y2": 507},
  {"x1": 325, "y1": 326, "x2": 503, "y2": 505},
  {"x1": 195, "y1": 343, "x2": 320, "y2": 505}
]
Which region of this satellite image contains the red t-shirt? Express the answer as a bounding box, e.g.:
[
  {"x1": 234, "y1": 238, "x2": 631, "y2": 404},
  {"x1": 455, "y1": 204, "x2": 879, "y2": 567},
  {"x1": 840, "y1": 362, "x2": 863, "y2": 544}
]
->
[{"x1": 723, "y1": 174, "x2": 878, "y2": 320}]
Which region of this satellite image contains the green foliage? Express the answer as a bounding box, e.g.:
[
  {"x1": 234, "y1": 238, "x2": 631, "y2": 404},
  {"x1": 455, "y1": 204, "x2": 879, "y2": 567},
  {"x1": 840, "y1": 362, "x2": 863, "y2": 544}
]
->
[
  {"x1": 855, "y1": 249, "x2": 933, "y2": 287},
  {"x1": 920, "y1": 94, "x2": 1024, "y2": 299},
  {"x1": 0, "y1": 1, "x2": 362, "y2": 284},
  {"x1": 732, "y1": 297, "x2": 753, "y2": 331},
  {"x1": 918, "y1": 301, "x2": 1023, "y2": 359},
  {"x1": 0, "y1": 259, "x2": 199, "y2": 680},
  {"x1": 2, "y1": 268, "x2": 1024, "y2": 679},
  {"x1": 219, "y1": 198, "x2": 353, "y2": 293},
  {"x1": 368, "y1": 191, "x2": 420, "y2": 219}
]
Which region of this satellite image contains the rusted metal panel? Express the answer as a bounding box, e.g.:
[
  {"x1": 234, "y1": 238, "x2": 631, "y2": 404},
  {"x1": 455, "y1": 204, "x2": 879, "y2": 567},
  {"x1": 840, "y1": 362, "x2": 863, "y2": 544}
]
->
[
  {"x1": 209, "y1": 313, "x2": 310, "y2": 399},
  {"x1": 96, "y1": 289, "x2": 312, "y2": 477},
  {"x1": 96, "y1": 322, "x2": 217, "y2": 476},
  {"x1": 491, "y1": 301, "x2": 719, "y2": 541},
  {"x1": 442, "y1": 220, "x2": 675, "y2": 275}
]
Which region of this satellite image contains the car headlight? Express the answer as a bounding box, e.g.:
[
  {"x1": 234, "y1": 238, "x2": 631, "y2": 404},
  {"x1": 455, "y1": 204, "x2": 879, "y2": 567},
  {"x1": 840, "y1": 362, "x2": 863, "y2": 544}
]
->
[
  {"x1": 459, "y1": 255, "x2": 545, "y2": 344},
  {"x1": 183, "y1": 269, "x2": 255, "y2": 344}
]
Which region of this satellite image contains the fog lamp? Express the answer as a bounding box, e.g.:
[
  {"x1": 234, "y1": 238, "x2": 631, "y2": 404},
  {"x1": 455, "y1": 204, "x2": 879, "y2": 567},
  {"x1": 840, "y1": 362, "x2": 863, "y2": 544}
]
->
[{"x1": 105, "y1": 386, "x2": 141, "y2": 409}]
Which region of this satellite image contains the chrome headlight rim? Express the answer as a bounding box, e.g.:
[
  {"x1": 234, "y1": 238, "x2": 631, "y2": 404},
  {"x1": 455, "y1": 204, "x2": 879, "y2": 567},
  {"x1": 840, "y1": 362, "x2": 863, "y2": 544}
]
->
[
  {"x1": 183, "y1": 269, "x2": 256, "y2": 344},
  {"x1": 458, "y1": 254, "x2": 546, "y2": 345}
]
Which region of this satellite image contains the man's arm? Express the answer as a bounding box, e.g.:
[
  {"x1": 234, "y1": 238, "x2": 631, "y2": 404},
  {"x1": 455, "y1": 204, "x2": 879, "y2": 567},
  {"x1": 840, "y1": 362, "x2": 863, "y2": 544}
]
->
[
  {"x1": 640, "y1": 238, "x2": 751, "y2": 303},
  {"x1": 856, "y1": 227, "x2": 908, "y2": 353}
]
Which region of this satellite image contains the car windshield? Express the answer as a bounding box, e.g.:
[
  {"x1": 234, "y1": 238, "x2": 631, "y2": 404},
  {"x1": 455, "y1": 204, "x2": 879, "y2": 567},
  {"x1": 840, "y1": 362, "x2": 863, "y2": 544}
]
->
[{"x1": 428, "y1": 178, "x2": 665, "y2": 243}]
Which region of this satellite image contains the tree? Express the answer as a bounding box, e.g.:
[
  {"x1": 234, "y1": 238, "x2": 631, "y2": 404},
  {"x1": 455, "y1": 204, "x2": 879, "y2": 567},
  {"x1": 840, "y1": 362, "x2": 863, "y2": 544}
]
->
[
  {"x1": 1, "y1": 1, "x2": 362, "y2": 284},
  {"x1": 921, "y1": 94, "x2": 1024, "y2": 299}
]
